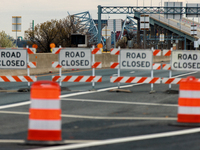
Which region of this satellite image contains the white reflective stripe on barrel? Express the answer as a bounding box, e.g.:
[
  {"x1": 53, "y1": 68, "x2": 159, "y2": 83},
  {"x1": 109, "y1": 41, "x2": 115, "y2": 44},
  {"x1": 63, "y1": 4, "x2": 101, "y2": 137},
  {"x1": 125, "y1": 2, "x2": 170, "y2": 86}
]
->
[{"x1": 29, "y1": 120, "x2": 61, "y2": 130}]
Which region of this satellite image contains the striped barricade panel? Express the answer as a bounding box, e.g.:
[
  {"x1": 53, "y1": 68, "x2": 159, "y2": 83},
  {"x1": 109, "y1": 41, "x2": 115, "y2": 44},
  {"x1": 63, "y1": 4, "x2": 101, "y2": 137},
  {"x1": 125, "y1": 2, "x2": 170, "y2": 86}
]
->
[
  {"x1": 52, "y1": 48, "x2": 62, "y2": 54},
  {"x1": 153, "y1": 63, "x2": 161, "y2": 70},
  {"x1": 110, "y1": 48, "x2": 120, "y2": 55},
  {"x1": 52, "y1": 76, "x2": 102, "y2": 82},
  {"x1": 0, "y1": 76, "x2": 37, "y2": 82},
  {"x1": 52, "y1": 61, "x2": 62, "y2": 68},
  {"x1": 153, "y1": 50, "x2": 161, "y2": 56},
  {"x1": 110, "y1": 62, "x2": 119, "y2": 69},
  {"x1": 162, "y1": 78, "x2": 183, "y2": 84},
  {"x1": 162, "y1": 64, "x2": 171, "y2": 70},
  {"x1": 91, "y1": 48, "x2": 102, "y2": 54},
  {"x1": 28, "y1": 62, "x2": 36, "y2": 68},
  {"x1": 27, "y1": 48, "x2": 36, "y2": 54},
  {"x1": 163, "y1": 50, "x2": 171, "y2": 56},
  {"x1": 92, "y1": 62, "x2": 102, "y2": 68},
  {"x1": 110, "y1": 76, "x2": 160, "y2": 84}
]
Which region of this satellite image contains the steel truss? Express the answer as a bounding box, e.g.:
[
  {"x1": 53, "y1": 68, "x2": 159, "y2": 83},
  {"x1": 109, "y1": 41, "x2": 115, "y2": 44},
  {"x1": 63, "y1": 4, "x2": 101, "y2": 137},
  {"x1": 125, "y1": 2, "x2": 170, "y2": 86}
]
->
[
  {"x1": 100, "y1": 6, "x2": 200, "y2": 15},
  {"x1": 118, "y1": 15, "x2": 137, "y2": 40},
  {"x1": 70, "y1": 11, "x2": 98, "y2": 45},
  {"x1": 97, "y1": 5, "x2": 200, "y2": 43}
]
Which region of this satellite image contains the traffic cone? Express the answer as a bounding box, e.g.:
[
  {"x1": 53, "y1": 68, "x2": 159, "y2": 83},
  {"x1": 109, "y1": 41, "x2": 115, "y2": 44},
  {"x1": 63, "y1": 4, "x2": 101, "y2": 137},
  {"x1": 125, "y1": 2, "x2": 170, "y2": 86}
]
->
[
  {"x1": 26, "y1": 80, "x2": 62, "y2": 145},
  {"x1": 177, "y1": 76, "x2": 200, "y2": 123}
]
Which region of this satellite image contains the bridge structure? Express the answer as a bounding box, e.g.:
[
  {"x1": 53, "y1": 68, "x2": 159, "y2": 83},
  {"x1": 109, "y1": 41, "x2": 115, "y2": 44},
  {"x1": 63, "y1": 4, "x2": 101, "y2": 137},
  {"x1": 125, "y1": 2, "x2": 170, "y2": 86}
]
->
[{"x1": 97, "y1": 5, "x2": 200, "y2": 50}]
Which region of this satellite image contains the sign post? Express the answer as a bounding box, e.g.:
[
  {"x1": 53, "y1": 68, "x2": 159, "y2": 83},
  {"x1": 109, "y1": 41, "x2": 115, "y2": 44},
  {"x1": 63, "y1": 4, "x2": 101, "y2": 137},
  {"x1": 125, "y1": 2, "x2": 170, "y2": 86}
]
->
[{"x1": 12, "y1": 16, "x2": 21, "y2": 47}]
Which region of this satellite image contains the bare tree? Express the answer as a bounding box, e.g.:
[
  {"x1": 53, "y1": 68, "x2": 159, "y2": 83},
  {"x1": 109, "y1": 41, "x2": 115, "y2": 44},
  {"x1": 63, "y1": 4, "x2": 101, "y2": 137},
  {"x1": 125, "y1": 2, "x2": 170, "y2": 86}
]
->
[
  {"x1": 25, "y1": 19, "x2": 60, "y2": 52},
  {"x1": 55, "y1": 15, "x2": 83, "y2": 47},
  {"x1": 25, "y1": 16, "x2": 82, "y2": 52}
]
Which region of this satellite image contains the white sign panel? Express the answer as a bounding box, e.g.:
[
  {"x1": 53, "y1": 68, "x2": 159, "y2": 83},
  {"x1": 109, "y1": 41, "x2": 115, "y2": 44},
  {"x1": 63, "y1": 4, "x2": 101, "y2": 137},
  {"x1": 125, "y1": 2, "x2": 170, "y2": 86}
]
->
[
  {"x1": 159, "y1": 34, "x2": 164, "y2": 42},
  {"x1": 59, "y1": 49, "x2": 91, "y2": 69},
  {"x1": 186, "y1": 3, "x2": 200, "y2": 17},
  {"x1": 194, "y1": 41, "x2": 199, "y2": 48},
  {"x1": 0, "y1": 49, "x2": 27, "y2": 69},
  {"x1": 120, "y1": 50, "x2": 152, "y2": 70},
  {"x1": 191, "y1": 24, "x2": 197, "y2": 35},
  {"x1": 164, "y1": 2, "x2": 182, "y2": 19},
  {"x1": 140, "y1": 15, "x2": 149, "y2": 30},
  {"x1": 107, "y1": 19, "x2": 122, "y2": 31},
  {"x1": 12, "y1": 16, "x2": 21, "y2": 32},
  {"x1": 171, "y1": 50, "x2": 200, "y2": 71},
  {"x1": 102, "y1": 26, "x2": 111, "y2": 39}
]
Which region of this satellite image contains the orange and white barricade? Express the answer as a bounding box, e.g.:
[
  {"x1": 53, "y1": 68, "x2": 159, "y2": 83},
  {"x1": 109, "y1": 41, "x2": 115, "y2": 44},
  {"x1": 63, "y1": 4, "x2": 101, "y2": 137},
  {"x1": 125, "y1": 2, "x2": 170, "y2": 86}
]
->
[
  {"x1": 110, "y1": 76, "x2": 160, "y2": 84},
  {"x1": 110, "y1": 47, "x2": 120, "y2": 55},
  {"x1": 52, "y1": 76, "x2": 102, "y2": 83},
  {"x1": 153, "y1": 49, "x2": 161, "y2": 56},
  {"x1": 27, "y1": 81, "x2": 62, "y2": 143},
  {"x1": 28, "y1": 62, "x2": 37, "y2": 68},
  {"x1": 177, "y1": 76, "x2": 200, "y2": 123},
  {"x1": 161, "y1": 78, "x2": 183, "y2": 84},
  {"x1": 92, "y1": 62, "x2": 102, "y2": 68},
  {"x1": 0, "y1": 76, "x2": 36, "y2": 82},
  {"x1": 110, "y1": 62, "x2": 119, "y2": 69}
]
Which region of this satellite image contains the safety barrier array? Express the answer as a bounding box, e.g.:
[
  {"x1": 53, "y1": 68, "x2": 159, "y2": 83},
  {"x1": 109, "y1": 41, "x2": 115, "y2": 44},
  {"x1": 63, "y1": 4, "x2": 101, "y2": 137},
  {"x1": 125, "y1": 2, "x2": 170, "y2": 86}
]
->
[
  {"x1": 108, "y1": 47, "x2": 196, "y2": 91},
  {"x1": 50, "y1": 46, "x2": 195, "y2": 91},
  {"x1": 0, "y1": 47, "x2": 37, "y2": 86},
  {"x1": 51, "y1": 46, "x2": 102, "y2": 88}
]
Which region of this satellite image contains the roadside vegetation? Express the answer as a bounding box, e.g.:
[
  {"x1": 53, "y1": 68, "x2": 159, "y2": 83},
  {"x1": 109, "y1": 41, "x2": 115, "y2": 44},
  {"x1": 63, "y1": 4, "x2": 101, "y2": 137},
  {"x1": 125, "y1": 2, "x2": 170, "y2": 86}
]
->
[
  {"x1": 0, "y1": 31, "x2": 16, "y2": 48},
  {"x1": 25, "y1": 15, "x2": 82, "y2": 53}
]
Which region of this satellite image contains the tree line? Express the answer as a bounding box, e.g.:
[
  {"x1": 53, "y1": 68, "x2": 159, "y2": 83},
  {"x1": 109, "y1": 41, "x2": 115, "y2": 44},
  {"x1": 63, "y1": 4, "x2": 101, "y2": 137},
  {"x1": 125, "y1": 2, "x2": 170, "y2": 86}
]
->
[
  {"x1": 0, "y1": 15, "x2": 83, "y2": 52},
  {"x1": 25, "y1": 15, "x2": 82, "y2": 52}
]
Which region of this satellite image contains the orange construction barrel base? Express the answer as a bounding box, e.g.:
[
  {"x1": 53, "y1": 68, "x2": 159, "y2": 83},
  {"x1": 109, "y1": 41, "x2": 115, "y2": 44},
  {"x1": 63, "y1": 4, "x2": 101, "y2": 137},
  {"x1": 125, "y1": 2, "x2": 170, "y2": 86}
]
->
[
  {"x1": 178, "y1": 114, "x2": 200, "y2": 123},
  {"x1": 28, "y1": 130, "x2": 61, "y2": 141}
]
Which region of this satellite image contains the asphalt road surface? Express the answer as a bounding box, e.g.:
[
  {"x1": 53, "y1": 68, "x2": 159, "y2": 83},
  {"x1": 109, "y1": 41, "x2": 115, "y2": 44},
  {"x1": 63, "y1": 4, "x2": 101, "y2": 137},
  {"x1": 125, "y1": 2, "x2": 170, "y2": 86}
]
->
[{"x1": 0, "y1": 68, "x2": 200, "y2": 150}]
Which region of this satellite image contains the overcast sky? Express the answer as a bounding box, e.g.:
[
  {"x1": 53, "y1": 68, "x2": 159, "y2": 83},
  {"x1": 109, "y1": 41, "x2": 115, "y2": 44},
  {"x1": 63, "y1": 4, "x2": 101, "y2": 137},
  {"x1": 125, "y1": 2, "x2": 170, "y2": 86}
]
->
[{"x1": 0, "y1": 0, "x2": 199, "y2": 39}]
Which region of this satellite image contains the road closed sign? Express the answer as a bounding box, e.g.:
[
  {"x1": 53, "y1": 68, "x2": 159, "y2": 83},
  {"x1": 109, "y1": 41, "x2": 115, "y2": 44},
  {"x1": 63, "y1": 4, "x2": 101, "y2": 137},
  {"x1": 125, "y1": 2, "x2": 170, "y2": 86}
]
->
[
  {"x1": 59, "y1": 48, "x2": 91, "y2": 69},
  {"x1": 120, "y1": 50, "x2": 152, "y2": 70},
  {"x1": 0, "y1": 49, "x2": 27, "y2": 69},
  {"x1": 171, "y1": 50, "x2": 200, "y2": 71}
]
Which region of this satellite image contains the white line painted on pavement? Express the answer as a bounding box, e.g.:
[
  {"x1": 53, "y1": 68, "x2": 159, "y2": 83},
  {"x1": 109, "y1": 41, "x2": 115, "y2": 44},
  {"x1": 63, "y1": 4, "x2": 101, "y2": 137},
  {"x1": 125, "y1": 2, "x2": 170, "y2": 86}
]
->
[
  {"x1": 61, "y1": 98, "x2": 178, "y2": 107},
  {"x1": 0, "y1": 110, "x2": 176, "y2": 121},
  {"x1": 30, "y1": 127, "x2": 200, "y2": 150},
  {"x1": 0, "y1": 101, "x2": 30, "y2": 110},
  {"x1": 0, "y1": 140, "x2": 25, "y2": 143},
  {"x1": 0, "y1": 139, "x2": 99, "y2": 144}
]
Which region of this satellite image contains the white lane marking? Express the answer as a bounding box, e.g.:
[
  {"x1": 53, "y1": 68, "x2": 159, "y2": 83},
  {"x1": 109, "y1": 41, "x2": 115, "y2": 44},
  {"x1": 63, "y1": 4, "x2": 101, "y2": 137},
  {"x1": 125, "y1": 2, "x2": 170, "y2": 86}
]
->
[
  {"x1": 61, "y1": 98, "x2": 177, "y2": 107},
  {"x1": 0, "y1": 101, "x2": 30, "y2": 110},
  {"x1": 0, "y1": 139, "x2": 99, "y2": 144},
  {"x1": 130, "y1": 71, "x2": 135, "y2": 73},
  {"x1": 0, "y1": 111, "x2": 29, "y2": 115},
  {"x1": 30, "y1": 127, "x2": 200, "y2": 150},
  {"x1": 0, "y1": 140, "x2": 25, "y2": 143},
  {"x1": 0, "y1": 111, "x2": 176, "y2": 121},
  {"x1": 173, "y1": 71, "x2": 198, "y2": 78},
  {"x1": 61, "y1": 115, "x2": 176, "y2": 121},
  {"x1": 112, "y1": 74, "x2": 118, "y2": 76}
]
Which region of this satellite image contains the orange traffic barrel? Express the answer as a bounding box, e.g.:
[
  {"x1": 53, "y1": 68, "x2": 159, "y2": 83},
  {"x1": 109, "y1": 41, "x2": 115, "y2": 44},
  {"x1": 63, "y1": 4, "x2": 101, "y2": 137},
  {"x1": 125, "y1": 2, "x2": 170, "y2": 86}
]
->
[
  {"x1": 178, "y1": 76, "x2": 200, "y2": 123},
  {"x1": 27, "y1": 80, "x2": 62, "y2": 143}
]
